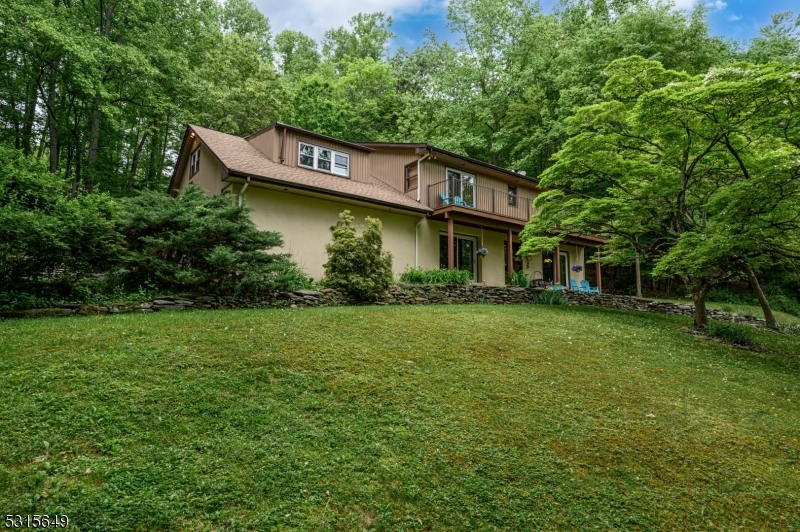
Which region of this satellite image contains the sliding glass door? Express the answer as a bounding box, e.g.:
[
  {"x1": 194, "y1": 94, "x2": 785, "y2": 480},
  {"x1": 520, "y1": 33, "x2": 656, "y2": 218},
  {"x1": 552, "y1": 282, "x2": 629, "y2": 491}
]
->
[{"x1": 439, "y1": 234, "x2": 477, "y2": 281}]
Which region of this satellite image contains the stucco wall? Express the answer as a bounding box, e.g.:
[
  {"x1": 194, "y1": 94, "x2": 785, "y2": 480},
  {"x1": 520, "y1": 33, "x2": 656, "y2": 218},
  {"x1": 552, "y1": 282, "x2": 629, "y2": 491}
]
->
[{"x1": 240, "y1": 187, "x2": 423, "y2": 282}]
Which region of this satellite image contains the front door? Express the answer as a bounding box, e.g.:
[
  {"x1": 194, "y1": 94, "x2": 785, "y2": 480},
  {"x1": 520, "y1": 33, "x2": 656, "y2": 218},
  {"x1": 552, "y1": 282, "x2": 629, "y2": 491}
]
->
[{"x1": 439, "y1": 234, "x2": 477, "y2": 281}]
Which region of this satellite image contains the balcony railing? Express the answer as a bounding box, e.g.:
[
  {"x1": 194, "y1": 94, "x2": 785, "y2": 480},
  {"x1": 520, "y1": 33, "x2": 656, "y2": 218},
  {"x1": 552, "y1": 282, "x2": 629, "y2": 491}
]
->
[{"x1": 427, "y1": 179, "x2": 534, "y2": 222}]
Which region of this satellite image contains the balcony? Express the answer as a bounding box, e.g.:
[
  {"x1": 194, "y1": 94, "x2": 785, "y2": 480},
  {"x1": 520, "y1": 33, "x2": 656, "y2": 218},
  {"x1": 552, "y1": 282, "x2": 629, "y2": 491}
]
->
[{"x1": 427, "y1": 179, "x2": 535, "y2": 223}]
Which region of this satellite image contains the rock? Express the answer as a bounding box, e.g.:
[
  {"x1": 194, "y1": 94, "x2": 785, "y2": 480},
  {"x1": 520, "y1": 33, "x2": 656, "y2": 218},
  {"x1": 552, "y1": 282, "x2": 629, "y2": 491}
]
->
[
  {"x1": 294, "y1": 290, "x2": 323, "y2": 297},
  {"x1": 152, "y1": 299, "x2": 176, "y2": 306}
]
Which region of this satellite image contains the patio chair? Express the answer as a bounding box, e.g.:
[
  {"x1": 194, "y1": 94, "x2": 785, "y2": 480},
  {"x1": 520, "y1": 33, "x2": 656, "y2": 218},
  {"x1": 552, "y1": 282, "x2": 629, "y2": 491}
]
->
[
  {"x1": 439, "y1": 191, "x2": 451, "y2": 206},
  {"x1": 580, "y1": 279, "x2": 600, "y2": 294},
  {"x1": 454, "y1": 196, "x2": 467, "y2": 207},
  {"x1": 569, "y1": 279, "x2": 587, "y2": 293},
  {"x1": 552, "y1": 284, "x2": 565, "y2": 291}
]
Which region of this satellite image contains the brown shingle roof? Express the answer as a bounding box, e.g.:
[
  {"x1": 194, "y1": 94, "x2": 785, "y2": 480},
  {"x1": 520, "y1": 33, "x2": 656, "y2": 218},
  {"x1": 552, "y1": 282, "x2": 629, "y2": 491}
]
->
[{"x1": 188, "y1": 125, "x2": 431, "y2": 214}]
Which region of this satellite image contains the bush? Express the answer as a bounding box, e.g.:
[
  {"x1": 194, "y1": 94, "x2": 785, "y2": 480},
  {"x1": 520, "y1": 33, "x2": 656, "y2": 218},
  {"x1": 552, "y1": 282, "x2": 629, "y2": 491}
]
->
[
  {"x1": 532, "y1": 289, "x2": 568, "y2": 305},
  {"x1": 769, "y1": 294, "x2": 800, "y2": 318},
  {"x1": 117, "y1": 185, "x2": 309, "y2": 295},
  {"x1": 506, "y1": 270, "x2": 529, "y2": 287},
  {"x1": 322, "y1": 210, "x2": 393, "y2": 302},
  {"x1": 0, "y1": 147, "x2": 121, "y2": 305},
  {"x1": 707, "y1": 321, "x2": 755, "y2": 346},
  {"x1": 399, "y1": 267, "x2": 471, "y2": 285},
  {"x1": 707, "y1": 287, "x2": 756, "y2": 306}
]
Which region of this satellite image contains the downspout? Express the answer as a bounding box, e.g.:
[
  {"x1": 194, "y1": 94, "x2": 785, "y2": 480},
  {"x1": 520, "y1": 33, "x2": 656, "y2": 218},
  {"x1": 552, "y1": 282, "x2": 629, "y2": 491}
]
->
[
  {"x1": 279, "y1": 126, "x2": 286, "y2": 164},
  {"x1": 417, "y1": 151, "x2": 431, "y2": 203},
  {"x1": 238, "y1": 177, "x2": 250, "y2": 207}
]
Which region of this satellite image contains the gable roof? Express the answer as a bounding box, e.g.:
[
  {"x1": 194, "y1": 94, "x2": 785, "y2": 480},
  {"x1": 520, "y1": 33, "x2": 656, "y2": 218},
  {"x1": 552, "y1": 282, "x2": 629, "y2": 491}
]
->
[{"x1": 169, "y1": 125, "x2": 431, "y2": 214}]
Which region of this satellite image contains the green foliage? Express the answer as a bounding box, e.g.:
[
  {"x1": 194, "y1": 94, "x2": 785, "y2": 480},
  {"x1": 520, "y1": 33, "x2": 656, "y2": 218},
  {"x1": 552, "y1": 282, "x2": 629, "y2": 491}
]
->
[
  {"x1": 117, "y1": 185, "x2": 308, "y2": 294},
  {"x1": 322, "y1": 12, "x2": 396, "y2": 65},
  {"x1": 706, "y1": 321, "x2": 756, "y2": 346},
  {"x1": 0, "y1": 147, "x2": 121, "y2": 302},
  {"x1": 399, "y1": 267, "x2": 471, "y2": 285},
  {"x1": 532, "y1": 289, "x2": 568, "y2": 305},
  {"x1": 275, "y1": 30, "x2": 321, "y2": 78},
  {"x1": 507, "y1": 270, "x2": 530, "y2": 287},
  {"x1": 187, "y1": 33, "x2": 288, "y2": 137},
  {"x1": 322, "y1": 210, "x2": 393, "y2": 301}
]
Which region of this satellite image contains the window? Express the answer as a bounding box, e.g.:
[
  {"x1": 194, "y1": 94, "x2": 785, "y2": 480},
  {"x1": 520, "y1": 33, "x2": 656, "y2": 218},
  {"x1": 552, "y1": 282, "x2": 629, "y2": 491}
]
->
[
  {"x1": 439, "y1": 233, "x2": 477, "y2": 281},
  {"x1": 190, "y1": 148, "x2": 200, "y2": 176},
  {"x1": 508, "y1": 185, "x2": 517, "y2": 207},
  {"x1": 298, "y1": 141, "x2": 349, "y2": 177},
  {"x1": 405, "y1": 164, "x2": 418, "y2": 191}
]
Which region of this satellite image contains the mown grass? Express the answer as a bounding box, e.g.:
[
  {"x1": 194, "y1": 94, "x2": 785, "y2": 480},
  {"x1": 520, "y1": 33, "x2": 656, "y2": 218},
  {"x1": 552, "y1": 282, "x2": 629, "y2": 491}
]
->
[
  {"x1": 1, "y1": 305, "x2": 799, "y2": 531},
  {"x1": 652, "y1": 297, "x2": 800, "y2": 326}
]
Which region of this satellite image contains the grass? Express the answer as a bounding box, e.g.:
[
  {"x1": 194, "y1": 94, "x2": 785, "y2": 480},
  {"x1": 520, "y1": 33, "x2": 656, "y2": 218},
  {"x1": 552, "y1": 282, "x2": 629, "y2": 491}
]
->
[{"x1": 1, "y1": 305, "x2": 800, "y2": 530}]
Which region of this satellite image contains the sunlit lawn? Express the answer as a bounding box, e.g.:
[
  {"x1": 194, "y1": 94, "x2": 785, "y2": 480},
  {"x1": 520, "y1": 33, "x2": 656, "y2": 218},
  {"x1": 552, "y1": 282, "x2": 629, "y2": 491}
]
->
[{"x1": 1, "y1": 305, "x2": 799, "y2": 530}]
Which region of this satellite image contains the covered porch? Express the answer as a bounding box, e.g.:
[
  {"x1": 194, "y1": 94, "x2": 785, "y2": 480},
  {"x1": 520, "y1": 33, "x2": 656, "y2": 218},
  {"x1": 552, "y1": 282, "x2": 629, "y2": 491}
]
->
[{"x1": 430, "y1": 209, "x2": 604, "y2": 291}]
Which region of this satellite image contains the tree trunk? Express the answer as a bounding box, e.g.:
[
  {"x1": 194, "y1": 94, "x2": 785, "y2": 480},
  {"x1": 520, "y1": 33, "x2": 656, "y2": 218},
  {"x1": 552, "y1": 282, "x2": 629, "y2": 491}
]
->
[
  {"x1": 127, "y1": 131, "x2": 149, "y2": 191},
  {"x1": 85, "y1": 96, "x2": 102, "y2": 193},
  {"x1": 743, "y1": 262, "x2": 778, "y2": 329},
  {"x1": 46, "y1": 65, "x2": 59, "y2": 173},
  {"x1": 691, "y1": 280, "x2": 711, "y2": 329},
  {"x1": 21, "y1": 79, "x2": 38, "y2": 156},
  {"x1": 635, "y1": 250, "x2": 642, "y2": 298}
]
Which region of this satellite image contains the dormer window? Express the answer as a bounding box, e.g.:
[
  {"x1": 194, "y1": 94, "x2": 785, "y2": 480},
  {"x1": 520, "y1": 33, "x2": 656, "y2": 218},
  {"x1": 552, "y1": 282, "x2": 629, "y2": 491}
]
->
[
  {"x1": 298, "y1": 141, "x2": 350, "y2": 177},
  {"x1": 190, "y1": 148, "x2": 200, "y2": 176}
]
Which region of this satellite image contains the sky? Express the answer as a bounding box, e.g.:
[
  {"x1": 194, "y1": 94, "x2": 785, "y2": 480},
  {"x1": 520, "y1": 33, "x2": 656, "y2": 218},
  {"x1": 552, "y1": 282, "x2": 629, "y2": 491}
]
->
[{"x1": 252, "y1": 0, "x2": 798, "y2": 52}]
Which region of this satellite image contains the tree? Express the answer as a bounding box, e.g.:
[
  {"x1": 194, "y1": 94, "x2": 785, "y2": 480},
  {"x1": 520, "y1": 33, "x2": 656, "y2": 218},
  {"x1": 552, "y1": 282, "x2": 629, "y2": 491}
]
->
[
  {"x1": 743, "y1": 11, "x2": 800, "y2": 65},
  {"x1": 221, "y1": 0, "x2": 273, "y2": 61},
  {"x1": 322, "y1": 12, "x2": 395, "y2": 65},
  {"x1": 274, "y1": 30, "x2": 320, "y2": 78},
  {"x1": 186, "y1": 33, "x2": 288, "y2": 137},
  {"x1": 322, "y1": 210, "x2": 393, "y2": 302},
  {"x1": 117, "y1": 185, "x2": 308, "y2": 294},
  {"x1": 521, "y1": 56, "x2": 800, "y2": 328},
  {"x1": 338, "y1": 58, "x2": 399, "y2": 140},
  {"x1": 0, "y1": 146, "x2": 120, "y2": 304}
]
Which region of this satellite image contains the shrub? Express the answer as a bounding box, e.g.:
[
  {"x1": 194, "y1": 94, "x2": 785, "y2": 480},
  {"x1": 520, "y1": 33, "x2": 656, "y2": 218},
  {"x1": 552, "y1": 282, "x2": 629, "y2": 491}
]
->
[
  {"x1": 769, "y1": 294, "x2": 800, "y2": 318},
  {"x1": 399, "y1": 267, "x2": 471, "y2": 285},
  {"x1": 532, "y1": 289, "x2": 568, "y2": 305},
  {"x1": 707, "y1": 321, "x2": 755, "y2": 346},
  {"x1": 0, "y1": 147, "x2": 121, "y2": 305},
  {"x1": 322, "y1": 210, "x2": 393, "y2": 302},
  {"x1": 117, "y1": 185, "x2": 309, "y2": 295},
  {"x1": 507, "y1": 270, "x2": 530, "y2": 287}
]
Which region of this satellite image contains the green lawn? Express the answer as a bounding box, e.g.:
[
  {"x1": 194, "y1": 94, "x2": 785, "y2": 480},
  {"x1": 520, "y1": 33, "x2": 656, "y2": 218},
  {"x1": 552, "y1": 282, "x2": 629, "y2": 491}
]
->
[
  {"x1": 1, "y1": 306, "x2": 799, "y2": 531},
  {"x1": 651, "y1": 297, "x2": 800, "y2": 326}
]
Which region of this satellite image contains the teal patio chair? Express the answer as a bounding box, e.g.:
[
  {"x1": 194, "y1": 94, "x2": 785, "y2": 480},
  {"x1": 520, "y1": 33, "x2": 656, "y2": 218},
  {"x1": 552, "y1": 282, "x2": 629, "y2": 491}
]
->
[
  {"x1": 569, "y1": 279, "x2": 587, "y2": 293},
  {"x1": 580, "y1": 279, "x2": 600, "y2": 294},
  {"x1": 439, "y1": 191, "x2": 451, "y2": 206},
  {"x1": 454, "y1": 196, "x2": 466, "y2": 207}
]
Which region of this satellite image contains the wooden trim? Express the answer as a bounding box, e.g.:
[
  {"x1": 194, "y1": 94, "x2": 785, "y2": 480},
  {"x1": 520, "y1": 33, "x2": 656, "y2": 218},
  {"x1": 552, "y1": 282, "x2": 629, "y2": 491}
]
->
[
  {"x1": 447, "y1": 217, "x2": 454, "y2": 271},
  {"x1": 555, "y1": 245, "x2": 561, "y2": 285},
  {"x1": 245, "y1": 122, "x2": 374, "y2": 152},
  {"x1": 596, "y1": 247, "x2": 602, "y2": 294},
  {"x1": 432, "y1": 205, "x2": 527, "y2": 227},
  {"x1": 507, "y1": 229, "x2": 513, "y2": 277}
]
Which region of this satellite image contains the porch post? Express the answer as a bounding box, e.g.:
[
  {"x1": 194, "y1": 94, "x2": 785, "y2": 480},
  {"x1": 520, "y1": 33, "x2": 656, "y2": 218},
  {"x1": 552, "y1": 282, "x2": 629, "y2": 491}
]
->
[
  {"x1": 554, "y1": 245, "x2": 561, "y2": 285},
  {"x1": 447, "y1": 216, "x2": 454, "y2": 270},
  {"x1": 507, "y1": 229, "x2": 514, "y2": 278},
  {"x1": 596, "y1": 246, "x2": 602, "y2": 294}
]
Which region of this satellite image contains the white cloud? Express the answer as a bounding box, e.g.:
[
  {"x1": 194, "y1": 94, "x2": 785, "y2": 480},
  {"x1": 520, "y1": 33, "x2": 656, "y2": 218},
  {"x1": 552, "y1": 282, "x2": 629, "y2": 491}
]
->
[
  {"x1": 254, "y1": 0, "x2": 444, "y2": 43},
  {"x1": 706, "y1": 0, "x2": 727, "y2": 11},
  {"x1": 670, "y1": 0, "x2": 726, "y2": 11},
  {"x1": 727, "y1": 13, "x2": 741, "y2": 21}
]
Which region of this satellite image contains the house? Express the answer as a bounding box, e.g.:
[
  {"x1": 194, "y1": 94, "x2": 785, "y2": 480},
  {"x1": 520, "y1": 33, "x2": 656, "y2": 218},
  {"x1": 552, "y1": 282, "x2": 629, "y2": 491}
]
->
[{"x1": 169, "y1": 122, "x2": 604, "y2": 289}]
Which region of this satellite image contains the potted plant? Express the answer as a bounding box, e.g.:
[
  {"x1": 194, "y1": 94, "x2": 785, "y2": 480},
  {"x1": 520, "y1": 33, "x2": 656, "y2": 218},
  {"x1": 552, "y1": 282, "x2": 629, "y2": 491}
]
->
[
  {"x1": 572, "y1": 264, "x2": 583, "y2": 272},
  {"x1": 476, "y1": 247, "x2": 489, "y2": 257}
]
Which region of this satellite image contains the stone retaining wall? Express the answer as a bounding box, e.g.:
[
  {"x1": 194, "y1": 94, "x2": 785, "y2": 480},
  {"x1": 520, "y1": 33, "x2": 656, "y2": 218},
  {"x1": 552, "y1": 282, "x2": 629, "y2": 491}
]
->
[{"x1": 0, "y1": 285, "x2": 767, "y2": 326}]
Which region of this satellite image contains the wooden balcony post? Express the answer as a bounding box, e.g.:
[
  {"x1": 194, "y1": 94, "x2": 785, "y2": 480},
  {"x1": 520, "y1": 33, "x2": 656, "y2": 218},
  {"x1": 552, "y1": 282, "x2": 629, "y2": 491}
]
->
[
  {"x1": 507, "y1": 229, "x2": 514, "y2": 278},
  {"x1": 554, "y1": 245, "x2": 561, "y2": 285},
  {"x1": 596, "y1": 246, "x2": 602, "y2": 294},
  {"x1": 447, "y1": 216, "x2": 455, "y2": 270}
]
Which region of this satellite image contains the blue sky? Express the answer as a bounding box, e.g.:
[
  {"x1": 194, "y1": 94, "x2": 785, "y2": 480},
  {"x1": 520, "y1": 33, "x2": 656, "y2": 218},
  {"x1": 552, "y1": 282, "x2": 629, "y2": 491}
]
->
[{"x1": 255, "y1": 0, "x2": 797, "y2": 52}]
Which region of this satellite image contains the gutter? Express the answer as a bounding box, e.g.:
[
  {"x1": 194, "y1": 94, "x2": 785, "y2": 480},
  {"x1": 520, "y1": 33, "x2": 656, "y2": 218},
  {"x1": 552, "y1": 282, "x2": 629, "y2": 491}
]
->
[{"x1": 417, "y1": 151, "x2": 431, "y2": 203}]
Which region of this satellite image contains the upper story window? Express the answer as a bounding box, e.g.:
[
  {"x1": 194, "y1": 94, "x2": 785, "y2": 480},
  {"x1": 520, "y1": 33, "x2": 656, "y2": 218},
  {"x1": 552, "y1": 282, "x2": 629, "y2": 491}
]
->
[
  {"x1": 405, "y1": 163, "x2": 418, "y2": 191},
  {"x1": 298, "y1": 141, "x2": 350, "y2": 177},
  {"x1": 190, "y1": 147, "x2": 200, "y2": 176},
  {"x1": 508, "y1": 184, "x2": 518, "y2": 206}
]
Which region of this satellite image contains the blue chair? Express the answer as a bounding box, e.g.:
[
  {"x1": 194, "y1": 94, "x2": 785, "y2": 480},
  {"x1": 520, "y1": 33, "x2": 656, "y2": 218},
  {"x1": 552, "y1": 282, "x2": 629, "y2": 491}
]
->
[
  {"x1": 454, "y1": 195, "x2": 466, "y2": 207},
  {"x1": 569, "y1": 279, "x2": 587, "y2": 293},
  {"x1": 581, "y1": 279, "x2": 600, "y2": 294},
  {"x1": 552, "y1": 284, "x2": 565, "y2": 291},
  {"x1": 439, "y1": 191, "x2": 451, "y2": 206}
]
